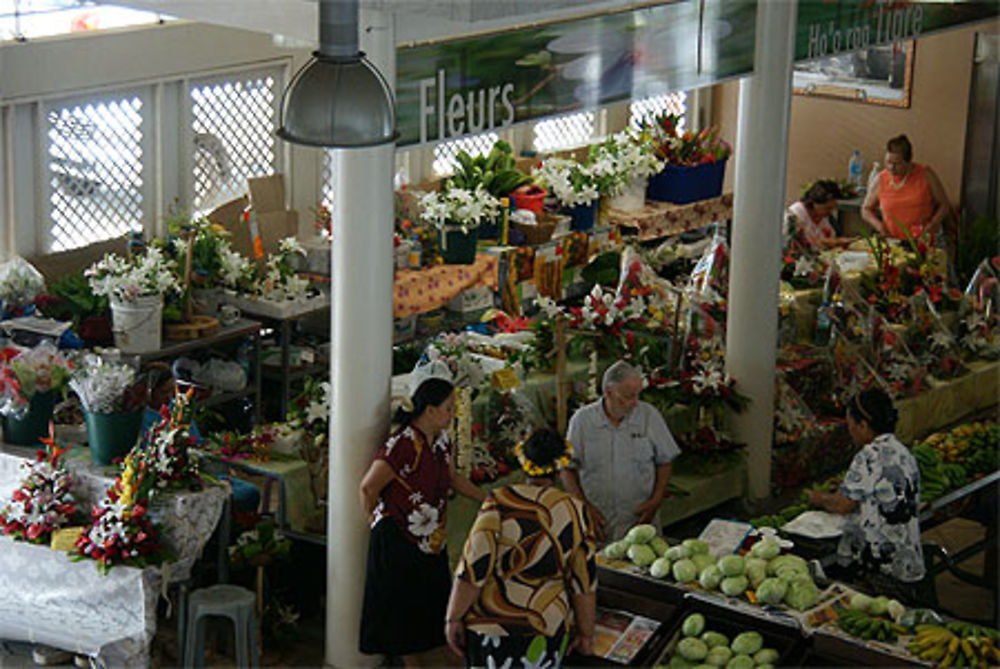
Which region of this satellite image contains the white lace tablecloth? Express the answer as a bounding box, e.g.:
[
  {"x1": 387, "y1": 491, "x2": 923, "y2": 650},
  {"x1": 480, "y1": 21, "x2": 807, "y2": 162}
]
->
[
  {"x1": 0, "y1": 536, "x2": 158, "y2": 667},
  {"x1": 0, "y1": 444, "x2": 229, "y2": 664}
]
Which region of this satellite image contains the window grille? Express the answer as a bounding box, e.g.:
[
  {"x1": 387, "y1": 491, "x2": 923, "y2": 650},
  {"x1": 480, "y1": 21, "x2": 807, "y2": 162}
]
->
[
  {"x1": 432, "y1": 132, "x2": 499, "y2": 177},
  {"x1": 45, "y1": 93, "x2": 145, "y2": 252},
  {"x1": 533, "y1": 111, "x2": 595, "y2": 153},
  {"x1": 321, "y1": 149, "x2": 335, "y2": 209},
  {"x1": 190, "y1": 68, "x2": 281, "y2": 212},
  {"x1": 629, "y1": 92, "x2": 687, "y2": 130}
]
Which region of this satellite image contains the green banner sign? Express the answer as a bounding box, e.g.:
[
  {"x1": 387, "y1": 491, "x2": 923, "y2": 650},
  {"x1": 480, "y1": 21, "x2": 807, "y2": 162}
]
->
[
  {"x1": 795, "y1": 0, "x2": 999, "y2": 63},
  {"x1": 395, "y1": 0, "x2": 756, "y2": 147}
]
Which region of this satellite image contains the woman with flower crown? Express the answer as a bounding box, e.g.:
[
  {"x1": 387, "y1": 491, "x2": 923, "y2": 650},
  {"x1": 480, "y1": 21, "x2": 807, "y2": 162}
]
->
[
  {"x1": 358, "y1": 376, "x2": 485, "y2": 666},
  {"x1": 445, "y1": 428, "x2": 597, "y2": 668}
]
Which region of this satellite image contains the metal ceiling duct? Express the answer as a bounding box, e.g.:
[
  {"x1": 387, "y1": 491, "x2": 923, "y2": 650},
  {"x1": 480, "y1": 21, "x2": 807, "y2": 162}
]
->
[{"x1": 276, "y1": 0, "x2": 397, "y2": 148}]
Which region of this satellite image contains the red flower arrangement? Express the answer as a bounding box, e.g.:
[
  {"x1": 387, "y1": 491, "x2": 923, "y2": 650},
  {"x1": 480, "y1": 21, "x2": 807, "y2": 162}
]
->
[
  {"x1": 0, "y1": 424, "x2": 80, "y2": 543},
  {"x1": 644, "y1": 112, "x2": 732, "y2": 166}
]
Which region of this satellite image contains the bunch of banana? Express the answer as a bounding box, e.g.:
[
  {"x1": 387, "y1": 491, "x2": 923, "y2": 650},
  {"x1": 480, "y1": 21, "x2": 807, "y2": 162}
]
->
[
  {"x1": 837, "y1": 608, "x2": 904, "y2": 643},
  {"x1": 915, "y1": 443, "x2": 970, "y2": 502},
  {"x1": 908, "y1": 623, "x2": 1000, "y2": 667}
]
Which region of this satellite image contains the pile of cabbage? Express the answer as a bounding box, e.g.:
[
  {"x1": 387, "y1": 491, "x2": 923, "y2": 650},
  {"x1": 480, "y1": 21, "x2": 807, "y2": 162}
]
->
[
  {"x1": 603, "y1": 526, "x2": 820, "y2": 612},
  {"x1": 663, "y1": 613, "x2": 782, "y2": 669}
]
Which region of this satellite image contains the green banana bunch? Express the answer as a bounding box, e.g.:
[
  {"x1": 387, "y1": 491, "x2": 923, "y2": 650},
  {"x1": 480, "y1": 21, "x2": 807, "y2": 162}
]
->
[{"x1": 837, "y1": 608, "x2": 904, "y2": 643}]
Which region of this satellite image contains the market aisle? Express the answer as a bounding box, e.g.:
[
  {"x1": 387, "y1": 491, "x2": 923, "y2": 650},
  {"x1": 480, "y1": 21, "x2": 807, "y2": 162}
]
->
[{"x1": 924, "y1": 517, "x2": 995, "y2": 623}]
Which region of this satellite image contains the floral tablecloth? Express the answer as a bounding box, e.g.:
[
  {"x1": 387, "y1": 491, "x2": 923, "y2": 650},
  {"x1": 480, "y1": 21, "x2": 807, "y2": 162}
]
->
[
  {"x1": 394, "y1": 254, "x2": 498, "y2": 318},
  {"x1": 606, "y1": 193, "x2": 734, "y2": 241}
]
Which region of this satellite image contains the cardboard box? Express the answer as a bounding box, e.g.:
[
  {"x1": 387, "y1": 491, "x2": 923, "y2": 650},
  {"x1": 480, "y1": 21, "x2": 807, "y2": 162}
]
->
[
  {"x1": 205, "y1": 174, "x2": 298, "y2": 261},
  {"x1": 447, "y1": 285, "x2": 494, "y2": 313}
]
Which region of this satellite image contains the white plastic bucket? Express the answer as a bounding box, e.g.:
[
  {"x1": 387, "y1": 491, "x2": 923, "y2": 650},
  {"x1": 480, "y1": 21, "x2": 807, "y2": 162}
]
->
[
  {"x1": 609, "y1": 176, "x2": 648, "y2": 212},
  {"x1": 111, "y1": 295, "x2": 163, "y2": 353}
]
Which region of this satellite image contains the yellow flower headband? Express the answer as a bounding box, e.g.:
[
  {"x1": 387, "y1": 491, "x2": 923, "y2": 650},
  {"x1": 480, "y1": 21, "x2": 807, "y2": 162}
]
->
[{"x1": 514, "y1": 439, "x2": 574, "y2": 478}]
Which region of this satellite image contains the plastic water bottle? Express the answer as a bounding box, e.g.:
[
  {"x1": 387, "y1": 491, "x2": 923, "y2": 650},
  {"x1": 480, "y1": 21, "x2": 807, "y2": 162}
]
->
[
  {"x1": 408, "y1": 234, "x2": 422, "y2": 269},
  {"x1": 814, "y1": 303, "x2": 832, "y2": 346},
  {"x1": 848, "y1": 149, "x2": 864, "y2": 191}
]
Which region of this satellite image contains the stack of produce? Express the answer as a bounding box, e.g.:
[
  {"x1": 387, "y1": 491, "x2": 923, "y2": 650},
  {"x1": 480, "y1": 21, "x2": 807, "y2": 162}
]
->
[
  {"x1": 907, "y1": 622, "x2": 1000, "y2": 666},
  {"x1": 922, "y1": 421, "x2": 1000, "y2": 476},
  {"x1": 835, "y1": 594, "x2": 906, "y2": 643},
  {"x1": 661, "y1": 613, "x2": 783, "y2": 669},
  {"x1": 603, "y1": 526, "x2": 821, "y2": 612},
  {"x1": 912, "y1": 442, "x2": 968, "y2": 502}
]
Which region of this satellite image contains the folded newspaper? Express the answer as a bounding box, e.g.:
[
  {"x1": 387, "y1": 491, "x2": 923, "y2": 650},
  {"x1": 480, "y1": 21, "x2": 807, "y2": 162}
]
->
[{"x1": 781, "y1": 510, "x2": 846, "y2": 539}]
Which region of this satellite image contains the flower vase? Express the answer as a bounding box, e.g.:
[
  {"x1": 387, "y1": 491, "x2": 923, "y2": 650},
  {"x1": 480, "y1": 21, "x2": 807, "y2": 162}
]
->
[
  {"x1": 608, "y1": 176, "x2": 648, "y2": 211},
  {"x1": 110, "y1": 294, "x2": 164, "y2": 353},
  {"x1": 510, "y1": 185, "x2": 548, "y2": 215},
  {"x1": 2, "y1": 391, "x2": 56, "y2": 446},
  {"x1": 85, "y1": 409, "x2": 143, "y2": 465},
  {"x1": 439, "y1": 227, "x2": 479, "y2": 264},
  {"x1": 567, "y1": 200, "x2": 598, "y2": 231},
  {"x1": 647, "y1": 159, "x2": 727, "y2": 204}
]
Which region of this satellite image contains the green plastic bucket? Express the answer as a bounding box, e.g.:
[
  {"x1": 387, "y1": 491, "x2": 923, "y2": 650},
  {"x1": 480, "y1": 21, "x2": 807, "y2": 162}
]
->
[
  {"x1": 2, "y1": 391, "x2": 56, "y2": 446},
  {"x1": 85, "y1": 409, "x2": 143, "y2": 465}
]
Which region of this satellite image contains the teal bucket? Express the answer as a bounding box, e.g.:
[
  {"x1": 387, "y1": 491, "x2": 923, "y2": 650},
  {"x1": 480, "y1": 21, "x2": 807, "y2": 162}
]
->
[
  {"x1": 85, "y1": 409, "x2": 143, "y2": 465},
  {"x1": 2, "y1": 391, "x2": 56, "y2": 446},
  {"x1": 439, "y1": 228, "x2": 479, "y2": 264}
]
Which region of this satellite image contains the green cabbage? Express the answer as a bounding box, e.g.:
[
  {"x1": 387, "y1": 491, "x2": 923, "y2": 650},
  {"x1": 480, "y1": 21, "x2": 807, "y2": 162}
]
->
[
  {"x1": 717, "y1": 555, "x2": 745, "y2": 577},
  {"x1": 650, "y1": 536, "x2": 671, "y2": 557},
  {"x1": 784, "y1": 576, "x2": 820, "y2": 611},
  {"x1": 672, "y1": 558, "x2": 698, "y2": 583},
  {"x1": 730, "y1": 631, "x2": 763, "y2": 655},
  {"x1": 887, "y1": 599, "x2": 905, "y2": 622},
  {"x1": 849, "y1": 593, "x2": 872, "y2": 611},
  {"x1": 745, "y1": 558, "x2": 768, "y2": 588},
  {"x1": 665, "y1": 545, "x2": 693, "y2": 561},
  {"x1": 700, "y1": 631, "x2": 730, "y2": 648},
  {"x1": 750, "y1": 538, "x2": 781, "y2": 560},
  {"x1": 603, "y1": 540, "x2": 629, "y2": 560},
  {"x1": 753, "y1": 648, "x2": 780, "y2": 665},
  {"x1": 869, "y1": 596, "x2": 890, "y2": 616},
  {"x1": 754, "y1": 577, "x2": 788, "y2": 605},
  {"x1": 677, "y1": 638, "x2": 708, "y2": 662},
  {"x1": 699, "y1": 565, "x2": 723, "y2": 590},
  {"x1": 682, "y1": 614, "x2": 705, "y2": 637},
  {"x1": 691, "y1": 552, "x2": 717, "y2": 573},
  {"x1": 766, "y1": 554, "x2": 807, "y2": 576},
  {"x1": 683, "y1": 538, "x2": 710, "y2": 554},
  {"x1": 650, "y1": 556, "x2": 673, "y2": 579},
  {"x1": 628, "y1": 543, "x2": 657, "y2": 567},
  {"x1": 669, "y1": 655, "x2": 696, "y2": 669},
  {"x1": 725, "y1": 654, "x2": 753, "y2": 669},
  {"x1": 626, "y1": 524, "x2": 658, "y2": 545},
  {"x1": 720, "y1": 575, "x2": 749, "y2": 597}
]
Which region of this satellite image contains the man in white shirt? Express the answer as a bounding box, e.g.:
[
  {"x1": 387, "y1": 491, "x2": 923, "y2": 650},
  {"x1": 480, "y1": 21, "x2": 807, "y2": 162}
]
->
[{"x1": 560, "y1": 360, "x2": 680, "y2": 542}]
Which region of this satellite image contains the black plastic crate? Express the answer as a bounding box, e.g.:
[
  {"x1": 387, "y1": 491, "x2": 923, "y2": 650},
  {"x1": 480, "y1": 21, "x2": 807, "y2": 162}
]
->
[
  {"x1": 808, "y1": 628, "x2": 924, "y2": 666},
  {"x1": 596, "y1": 565, "x2": 688, "y2": 606},
  {"x1": 654, "y1": 597, "x2": 804, "y2": 667}
]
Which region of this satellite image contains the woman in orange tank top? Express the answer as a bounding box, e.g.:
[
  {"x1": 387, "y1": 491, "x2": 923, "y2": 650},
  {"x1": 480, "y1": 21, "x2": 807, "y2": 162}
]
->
[{"x1": 862, "y1": 135, "x2": 952, "y2": 244}]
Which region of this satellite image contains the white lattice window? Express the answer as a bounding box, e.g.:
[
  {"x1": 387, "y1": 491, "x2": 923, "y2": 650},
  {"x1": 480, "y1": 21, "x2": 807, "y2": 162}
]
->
[
  {"x1": 320, "y1": 149, "x2": 335, "y2": 209},
  {"x1": 433, "y1": 132, "x2": 499, "y2": 177},
  {"x1": 190, "y1": 67, "x2": 282, "y2": 211},
  {"x1": 630, "y1": 92, "x2": 688, "y2": 130},
  {"x1": 44, "y1": 92, "x2": 147, "y2": 252},
  {"x1": 533, "y1": 111, "x2": 595, "y2": 153}
]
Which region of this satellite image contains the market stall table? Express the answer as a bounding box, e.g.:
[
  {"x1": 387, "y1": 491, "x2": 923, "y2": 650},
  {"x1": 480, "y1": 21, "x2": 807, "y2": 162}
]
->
[
  {"x1": 0, "y1": 443, "x2": 228, "y2": 665},
  {"x1": 606, "y1": 193, "x2": 734, "y2": 242}
]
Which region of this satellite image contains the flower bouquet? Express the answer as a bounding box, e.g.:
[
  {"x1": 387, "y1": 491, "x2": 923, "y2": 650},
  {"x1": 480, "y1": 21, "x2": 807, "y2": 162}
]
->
[
  {"x1": 589, "y1": 131, "x2": 664, "y2": 211},
  {"x1": 129, "y1": 390, "x2": 202, "y2": 492},
  {"x1": 69, "y1": 354, "x2": 147, "y2": 465},
  {"x1": 287, "y1": 378, "x2": 331, "y2": 502},
  {"x1": 205, "y1": 425, "x2": 277, "y2": 461},
  {"x1": 0, "y1": 426, "x2": 81, "y2": 543},
  {"x1": 782, "y1": 215, "x2": 827, "y2": 289},
  {"x1": 907, "y1": 293, "x2": 966, "y2": 379},
  {"x1": 0, "y1": 256, "x2": 45, "y2": 316},
  {"x1": 229, "y1": 518, "x2": 291, "y2": 569},
  {"x1": 533, "y1": 156, "x2": 615, "y2": 230},
  {"x1": 86, "y1": 247, "x2": 181, "y2": 352},
  {"x1": 0, "y1": 342, "x2": 73, "y2": 445},
  {"x1": 420, "y1": 185, "x2": 501, "y2": 263},
  {"x1": 958, "y1": 259, "x2": 1000, "y2": 359},
  {"x1": 641, "y1": 112, "x2": 731, "y2": 204},
  {"x1": 73, "y1": 450, "x2": 167, "y2": 574},
  {"x1": 870, "y1": 311, "x2": 929, "y2": 398}
]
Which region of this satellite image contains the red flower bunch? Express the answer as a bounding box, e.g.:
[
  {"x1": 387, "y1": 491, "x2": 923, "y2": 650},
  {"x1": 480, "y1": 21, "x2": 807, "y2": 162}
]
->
[
  {"x1": 0, "y1": 426, "x2": 80, "y2": 543},
  {"x1": 645, "y1": 112, "x2": 732, "y2": 166}
]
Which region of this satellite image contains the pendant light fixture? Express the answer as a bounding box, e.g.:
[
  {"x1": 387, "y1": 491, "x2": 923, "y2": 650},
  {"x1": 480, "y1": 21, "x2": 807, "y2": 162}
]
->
[{"x1": 277, "y1": 0, "x2": 397, "y2": 148}]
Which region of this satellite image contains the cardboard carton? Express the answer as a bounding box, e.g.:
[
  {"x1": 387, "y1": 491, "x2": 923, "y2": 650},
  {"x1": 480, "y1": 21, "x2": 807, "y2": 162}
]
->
[{"x1": 205, "y1": 174, "x2": 299, "y2": 260}]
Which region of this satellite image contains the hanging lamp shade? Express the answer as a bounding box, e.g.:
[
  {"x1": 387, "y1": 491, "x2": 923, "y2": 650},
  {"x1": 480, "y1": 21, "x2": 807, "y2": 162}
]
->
[{"x1": 276, "y1": 0, "x2": 397, "y2": 148}]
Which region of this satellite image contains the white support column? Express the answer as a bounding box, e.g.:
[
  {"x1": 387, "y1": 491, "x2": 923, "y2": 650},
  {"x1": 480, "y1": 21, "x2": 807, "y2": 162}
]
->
[
  {"x1": 724, "y1": 0, "x2": 797, "y2": 500},
  {"x1": 325, "y1": 7, "x2": 396, "y2": 668},
  {"x1": 325, "y1": 143, "x2": 394, "y2": 668}
]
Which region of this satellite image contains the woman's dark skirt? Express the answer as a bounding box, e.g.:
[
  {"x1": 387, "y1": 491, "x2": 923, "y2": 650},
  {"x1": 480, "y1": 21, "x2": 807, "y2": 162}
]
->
[{"x1": 359, "y1": 518, "x2": 451, "y2": 656}]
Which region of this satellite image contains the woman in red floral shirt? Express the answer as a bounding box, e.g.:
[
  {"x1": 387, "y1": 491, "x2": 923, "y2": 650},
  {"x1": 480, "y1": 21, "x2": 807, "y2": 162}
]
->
[{"x1": 358, "y1": 377, "x2": 485, "y2": 665}]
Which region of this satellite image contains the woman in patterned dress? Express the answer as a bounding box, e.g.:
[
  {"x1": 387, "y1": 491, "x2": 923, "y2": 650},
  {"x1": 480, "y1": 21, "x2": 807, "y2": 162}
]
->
[
  {"x1": 358, "y1": 377, "x2": 485, "y2": 665},
  {"x1": 806, "y1": 388, "x2": 932, "y2": 605},
  {"x1": 445, "y1": 428, "x2": 598, "y2": 668}
]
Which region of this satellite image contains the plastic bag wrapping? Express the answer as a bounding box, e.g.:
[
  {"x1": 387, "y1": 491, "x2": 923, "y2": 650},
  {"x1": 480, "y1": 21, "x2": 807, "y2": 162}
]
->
[
  {"x1": 614, "y1": 245, "x2": 680, "y2": 331},
  {"x1": 0, "y1": 256, "x2": 45, "y2": 309},
  {"x1": 689, "y1": 227, "x2": 729, "y2": 301},
  {"x1": 869, "y1": 310, "x2": 929, "y2": 399},
  {"x1": 0, "y1": 341, "x2": 70, "y2": 418},
  {"x1": 907, "y1": 293, "x2": 966, "y2": 379},
  {"x1": 959, "y1": 259, "x2": 1000, "y2": 358},
  {"x1": 68, "y1": 352, "x2": 144, "y2": 414},
  {"x1": 774, "y1": 370, "x2": 819, "y2": 445}
]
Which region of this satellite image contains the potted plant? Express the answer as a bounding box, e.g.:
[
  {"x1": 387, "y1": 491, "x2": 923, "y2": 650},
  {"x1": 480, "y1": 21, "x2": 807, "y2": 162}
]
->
[
  {"x1": 446, "y1": 141, "x2": 532, "y2": 238},
  {"x1": 642, "y1": 112, "x2": 732, "y2": 204},
  {"x1": 590, "y1": 130, "x2": 665, "y2": 212},
  {"x1": 532, "y1": 156, "x2": 615, "y2": 231},
  {"x1": 0, "y1": 342, "x2": 73, "y2": 446},
  {"x1": 68, "y1": 354, "x2": 147, "y2": 465},
  {"x1": 85, "y1": 247, "x2": 181, "y2": 353},
  {"x1": 419, "y1": 185, "x2": 501, "y2": 264}
]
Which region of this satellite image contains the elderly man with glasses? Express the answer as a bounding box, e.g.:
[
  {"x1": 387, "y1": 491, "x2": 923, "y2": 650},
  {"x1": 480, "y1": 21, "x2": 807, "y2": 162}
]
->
[{"x1": 560, "y1": 360, "x2": 680, "y2": 542}]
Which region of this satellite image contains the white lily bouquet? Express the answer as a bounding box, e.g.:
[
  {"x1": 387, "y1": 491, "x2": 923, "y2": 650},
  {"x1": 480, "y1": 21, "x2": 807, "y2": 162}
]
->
[
  {"x1": 532, "y1": 156, "x2": 615, "y2": 209},
  {"x1": 85, "y1": 247, "x2": 180, "y2": 304},
  {"x1": 218, "y1": 237, "x2": 311, "y2": 302},
  {"x1": 0, "y1": 257, "x2": 45, "y2": 309},
  {"x1": 590, "y1": 131, "x2": 665, "y2": 197},
  {"x1": 69, "y1": 354, "x2": 143, "y2": 414},
  {"x1": 419, "y1": 184, "x2": 502, "y2": 234}
]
